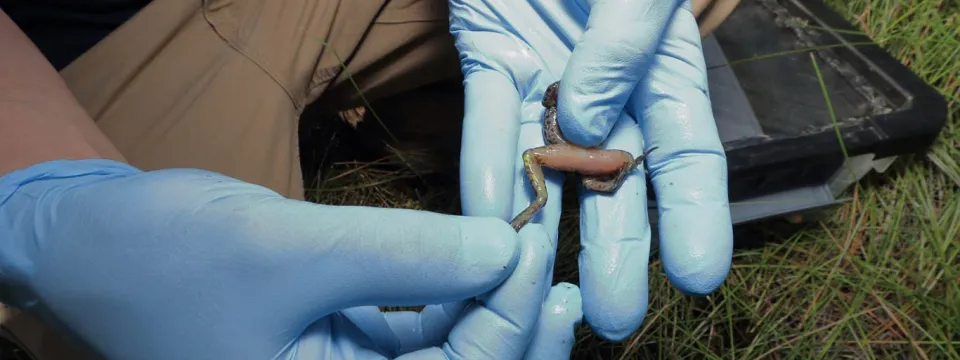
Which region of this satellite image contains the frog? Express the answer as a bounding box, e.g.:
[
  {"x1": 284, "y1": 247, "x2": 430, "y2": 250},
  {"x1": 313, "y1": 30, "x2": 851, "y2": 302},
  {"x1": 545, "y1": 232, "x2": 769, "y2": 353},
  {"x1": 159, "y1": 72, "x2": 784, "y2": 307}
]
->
[{"x1": 509, "y1": 81, "x2": 658, "y2": 232}]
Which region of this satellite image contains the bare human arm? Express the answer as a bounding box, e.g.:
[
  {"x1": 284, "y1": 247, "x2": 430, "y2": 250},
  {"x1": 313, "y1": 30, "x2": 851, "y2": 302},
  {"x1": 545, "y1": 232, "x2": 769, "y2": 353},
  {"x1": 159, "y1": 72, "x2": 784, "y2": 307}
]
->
[{"x1": 0, "y1": 8, "x2": 125, "y2": 178}]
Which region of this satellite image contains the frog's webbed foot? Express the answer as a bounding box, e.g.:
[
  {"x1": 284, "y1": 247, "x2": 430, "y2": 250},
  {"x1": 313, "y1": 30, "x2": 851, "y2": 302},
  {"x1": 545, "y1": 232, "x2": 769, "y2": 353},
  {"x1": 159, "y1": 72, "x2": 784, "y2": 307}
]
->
[{"x1": 634, "y1": 146, "x2": 659, "y2": 167}]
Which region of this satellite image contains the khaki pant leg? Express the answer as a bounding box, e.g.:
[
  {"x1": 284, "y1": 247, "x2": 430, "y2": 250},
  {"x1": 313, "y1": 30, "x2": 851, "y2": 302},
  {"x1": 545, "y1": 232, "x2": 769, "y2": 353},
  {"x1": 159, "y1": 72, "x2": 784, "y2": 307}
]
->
[
  {"x1": 304, "y1": 3, "x2": 464, "y2": 181},
  {"x1": 308, "y1": 1, "x2": 461, "y2": 112},
  {"x1": 0, "y1": 0, "x2": 459, "y2": 359}
]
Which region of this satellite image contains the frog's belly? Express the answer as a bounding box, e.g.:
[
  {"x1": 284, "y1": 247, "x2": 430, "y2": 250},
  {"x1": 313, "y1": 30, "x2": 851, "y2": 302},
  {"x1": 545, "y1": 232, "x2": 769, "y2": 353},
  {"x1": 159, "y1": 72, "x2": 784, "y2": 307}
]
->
[{"x1": 532, "y1": 143, "x2": 633, "y2": 176}]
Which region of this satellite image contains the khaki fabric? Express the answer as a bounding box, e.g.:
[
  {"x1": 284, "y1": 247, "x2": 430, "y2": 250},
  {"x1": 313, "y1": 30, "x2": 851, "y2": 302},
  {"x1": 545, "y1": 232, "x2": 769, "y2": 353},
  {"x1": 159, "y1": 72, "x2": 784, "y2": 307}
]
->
[
  {"x1": 1, "y1": 0, "x2": 459, "y2": 359},
  {"x1": 693, "y1": 0, "x2": 741, "y2": 37},
  {"x1": 59, "y1": 0, "x2": 459, "y2": 201}
]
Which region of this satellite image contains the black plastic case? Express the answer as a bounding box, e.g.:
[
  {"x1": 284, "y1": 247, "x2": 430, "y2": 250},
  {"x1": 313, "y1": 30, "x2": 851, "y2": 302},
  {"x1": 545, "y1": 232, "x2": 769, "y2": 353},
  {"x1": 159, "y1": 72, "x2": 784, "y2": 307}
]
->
[{"x1": 680, "y1": 0, "x2": 948, "y2": 224}]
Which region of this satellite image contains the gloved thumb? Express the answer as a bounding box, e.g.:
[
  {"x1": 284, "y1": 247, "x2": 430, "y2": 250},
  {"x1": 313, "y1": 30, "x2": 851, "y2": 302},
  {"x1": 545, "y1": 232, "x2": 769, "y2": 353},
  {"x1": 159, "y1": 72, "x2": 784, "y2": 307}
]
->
[
  {"x1": 2, "y1": 160, "x2": 521, "y2": 328},
  {"x1": 250, "y1": 197, "x2": 522, "y2": 314}
]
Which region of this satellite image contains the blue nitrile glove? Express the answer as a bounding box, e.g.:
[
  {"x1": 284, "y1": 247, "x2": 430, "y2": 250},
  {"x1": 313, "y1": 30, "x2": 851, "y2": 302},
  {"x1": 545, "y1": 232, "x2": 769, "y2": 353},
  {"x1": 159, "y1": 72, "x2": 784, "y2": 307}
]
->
[
  {"x1": 0, "y1": 159, "x2": 583, "y2": 360},
  {"x1": 451, "y1": 0, "x2": 734, "y2": 341}
]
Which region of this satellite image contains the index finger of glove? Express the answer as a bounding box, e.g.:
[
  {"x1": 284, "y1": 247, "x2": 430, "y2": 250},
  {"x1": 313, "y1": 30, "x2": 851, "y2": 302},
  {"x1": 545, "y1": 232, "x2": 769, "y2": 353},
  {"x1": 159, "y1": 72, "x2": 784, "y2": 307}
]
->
[
  {"x1": 557, "y1": 0, "x2": 684, "y2": 147},
  {"x1": 459, "y1": 69, "x2": 523, "y2": 220}
]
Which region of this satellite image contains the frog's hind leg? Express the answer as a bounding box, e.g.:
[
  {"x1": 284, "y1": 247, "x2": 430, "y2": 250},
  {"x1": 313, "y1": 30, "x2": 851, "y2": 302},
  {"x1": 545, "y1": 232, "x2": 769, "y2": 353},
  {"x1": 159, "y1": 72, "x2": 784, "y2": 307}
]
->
[
  {"x1": 581, "y1": 146, "x2": 659, "y2": 193},
  {"x1": 581, "y1": 174, "x2": 626, "y2": 193},
  {"x1": 509, "y1": 147, "x2": 552, "y2": 232}
]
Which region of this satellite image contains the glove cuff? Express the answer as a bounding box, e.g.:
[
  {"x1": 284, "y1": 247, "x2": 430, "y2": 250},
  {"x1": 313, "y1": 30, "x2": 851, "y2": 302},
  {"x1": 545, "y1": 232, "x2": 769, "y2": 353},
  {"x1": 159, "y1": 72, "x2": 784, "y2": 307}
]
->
[
  {"x1": 0, "y1": 158, "x2": 141, "y2": 202},
  {"x1": 0, "y1": 159, "x2": 142, "y2": 304}
]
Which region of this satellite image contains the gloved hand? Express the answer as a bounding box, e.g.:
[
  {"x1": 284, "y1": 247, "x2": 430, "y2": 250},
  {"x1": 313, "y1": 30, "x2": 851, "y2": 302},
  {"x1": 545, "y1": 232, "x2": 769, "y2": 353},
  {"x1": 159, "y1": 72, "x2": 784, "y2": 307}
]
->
[
  {"x1": 450, "y1": 0, "x2": 734, "y2": 341},
  {"x1": 0, "y1": 159, "x2": 583, "y2": 359}
]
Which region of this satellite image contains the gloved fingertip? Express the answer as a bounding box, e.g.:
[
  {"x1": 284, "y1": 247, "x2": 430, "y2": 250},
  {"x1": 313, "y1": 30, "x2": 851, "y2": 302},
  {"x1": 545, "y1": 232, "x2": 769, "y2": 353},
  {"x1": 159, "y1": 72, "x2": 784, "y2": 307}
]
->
[
  {"x1": 550, "y1": 72, "x2": 627, "y2": 148},
  {"x1": 522, "y1": 283, "x2": 583, "y2": 360},
  {"x1": 576, "y1": 234, "x2": 650, "y2": 342},
  {"x1": 542, "y1": 282, "x2": 583, "y2": 326},
  {"x1": 581, "y1": 294, "x2": 647, "y2": 342},
  {"x1": 657, "y1": 209, "x2": 733, "y2": 297},
  {"x1": 587, "y1": 317, "x2": 643, "y2": 342},
  {"x1": 666, "y1": 261, "x2": 731, "y2": 297},
  {"x1": 517, "y1": 223, "x2": 555, "y2": 262},
  {"x1": 459, "y1": 217, "x2": 522, "y2": 282},
  {"x1": 555, "y1": 100, "x2": 616, "y2": 148}
]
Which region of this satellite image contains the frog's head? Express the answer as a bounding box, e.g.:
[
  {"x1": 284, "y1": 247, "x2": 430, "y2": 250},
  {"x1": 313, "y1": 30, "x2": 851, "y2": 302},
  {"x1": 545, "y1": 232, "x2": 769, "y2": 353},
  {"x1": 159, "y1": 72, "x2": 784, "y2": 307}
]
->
[{"x1": 542, "y1": 80, "x2": 560, "y2": 108}]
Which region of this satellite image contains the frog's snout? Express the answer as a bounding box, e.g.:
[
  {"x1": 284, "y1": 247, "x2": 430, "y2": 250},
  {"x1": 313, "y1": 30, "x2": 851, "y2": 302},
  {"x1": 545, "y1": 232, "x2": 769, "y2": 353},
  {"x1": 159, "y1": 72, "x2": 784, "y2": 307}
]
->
[{"x1": 542, "y1": 80, "x2": 560, "y2": 108}]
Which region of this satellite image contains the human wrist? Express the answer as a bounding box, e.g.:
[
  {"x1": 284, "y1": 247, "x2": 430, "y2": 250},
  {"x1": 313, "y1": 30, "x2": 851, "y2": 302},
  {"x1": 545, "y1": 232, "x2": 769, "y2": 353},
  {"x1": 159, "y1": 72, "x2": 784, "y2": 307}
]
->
[
  {"x1": 0, "y1": 104, "x2": 110, "y2": 176},
  {"x1": 1, "y1": 9, "x2": 126, "y2": 178}
]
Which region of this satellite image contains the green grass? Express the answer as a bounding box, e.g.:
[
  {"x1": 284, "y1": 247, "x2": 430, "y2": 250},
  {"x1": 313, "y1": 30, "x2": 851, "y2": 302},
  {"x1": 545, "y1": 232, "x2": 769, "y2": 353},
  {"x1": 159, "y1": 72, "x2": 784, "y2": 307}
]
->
[{"x1": 304, "y1": 0, "x2": 960, "y2": 358}]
